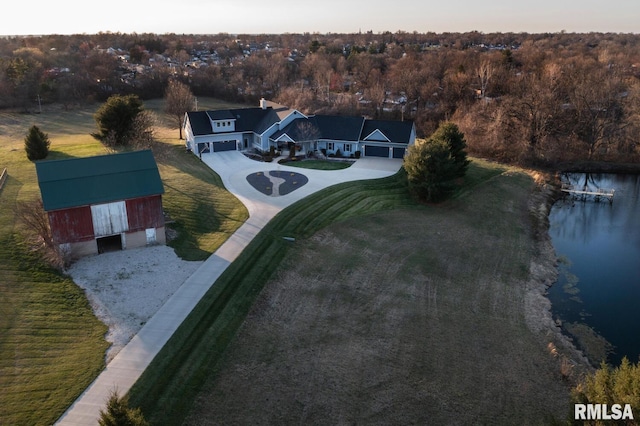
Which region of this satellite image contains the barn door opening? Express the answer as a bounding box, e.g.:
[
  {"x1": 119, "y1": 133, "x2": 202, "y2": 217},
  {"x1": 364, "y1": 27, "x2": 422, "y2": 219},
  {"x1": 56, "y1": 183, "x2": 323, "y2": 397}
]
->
[{"x1": 97, "y1": 234, "x2": 123, "y2": 254}]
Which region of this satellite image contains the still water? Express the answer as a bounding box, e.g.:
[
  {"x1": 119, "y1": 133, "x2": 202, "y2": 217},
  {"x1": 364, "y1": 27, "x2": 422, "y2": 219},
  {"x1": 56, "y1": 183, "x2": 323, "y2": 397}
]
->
[{"x1": 548, "y1": 173, "x2": 640, "y2": 366}]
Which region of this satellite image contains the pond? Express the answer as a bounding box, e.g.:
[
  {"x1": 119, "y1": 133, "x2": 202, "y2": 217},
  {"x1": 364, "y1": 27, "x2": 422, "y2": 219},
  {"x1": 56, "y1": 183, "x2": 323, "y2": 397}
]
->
[{"x1": 548, "y1": 173, "x2": 640, "y2": 366}]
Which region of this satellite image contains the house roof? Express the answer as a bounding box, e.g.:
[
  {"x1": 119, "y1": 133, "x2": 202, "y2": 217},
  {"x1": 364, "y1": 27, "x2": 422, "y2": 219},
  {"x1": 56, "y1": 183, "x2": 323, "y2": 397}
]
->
[
  {"x1": 207, "y1": 110, "x2": 236, "y2": 120},
  {"x1": 187, "y1": 107, "x2": 281, "y2": 136},
  {"x1": 272, "y1": 115, "x2": 413, "y2": 145},
  {"x1": 313, "y1": 115, "x2": 365, "y2": 141},
  {"x1": 273, "y1": 115, "x2": 365, "y2": 142},
  {"x1": 35, "y1": 150, "x2": 164, "y2": 211},
  {"x1": 186, "y1": 100, "x2": 414, "y2": 146},
  {"x1": 186, "y1": 111, "x2": 214, "y2": 136},
  {"x1": 361, "y1": 119, "x2": 414, "y2": 144}
]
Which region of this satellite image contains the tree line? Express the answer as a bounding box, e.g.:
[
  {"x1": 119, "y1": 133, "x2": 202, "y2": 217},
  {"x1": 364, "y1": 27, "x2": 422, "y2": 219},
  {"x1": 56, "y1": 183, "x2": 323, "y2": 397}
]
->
[{"x1": 1, "y1": 31, "x2": 640, "y2": 165}]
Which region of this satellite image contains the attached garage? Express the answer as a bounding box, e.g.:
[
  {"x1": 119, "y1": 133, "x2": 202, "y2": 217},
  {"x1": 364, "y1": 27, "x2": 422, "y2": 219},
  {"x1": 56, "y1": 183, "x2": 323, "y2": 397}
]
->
[
  {"x1": 197, "y1": 143, "x2": 210, "y2": 154},
  {"x1": 364, "y1": 145, "x2": 390, "y2": 158},
  {"x1": 213, "y1": 140, "x2": 237, "y2": 152},
  {"x1": 393, "y1": 147, "x2": 406, "y2": 159}
]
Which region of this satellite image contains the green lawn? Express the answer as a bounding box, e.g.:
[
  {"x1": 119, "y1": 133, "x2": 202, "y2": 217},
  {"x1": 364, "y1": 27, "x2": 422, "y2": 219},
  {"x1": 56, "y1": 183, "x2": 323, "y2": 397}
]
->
[
  {"x1": 0, "y1": 98, "x2": 248, "y2": 425},
  {"x1": 127, "y1": 160, "x2": 551, "y2": 424},
  {"x1": 0, "y1": 107, "x2": 109, "y2": 425},
  {"x1": 159, "y1": 146, "x2": 248, "y2": 260},
  {"x1": 130, "y1": 159, "x2": 571, "y2": 425},
  {"x1": 128, "y1": 168, "x2": 419, "y2": 424}
]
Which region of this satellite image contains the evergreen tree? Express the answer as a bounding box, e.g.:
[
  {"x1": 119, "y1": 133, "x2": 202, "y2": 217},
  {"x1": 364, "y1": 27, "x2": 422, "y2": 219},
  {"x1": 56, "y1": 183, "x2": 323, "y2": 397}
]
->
[
  {"x1": 430, "y1": 122, "x2": 470, "y2": 178},
  {"x1": 92, "y1": 94, "x2": 145, "y2": 148},
  {"x1": 24, "y1": 125, "x2": 50, "y2": 161},
  {"x1": 403, "y1": 122, "x2": 469, "y2": 202},
  {"x1": 572, "y1": 357, "x2": 640, "y2": 421},
  {"x1": 99, "y1": 390, "x2": 149, "y2": 426}
]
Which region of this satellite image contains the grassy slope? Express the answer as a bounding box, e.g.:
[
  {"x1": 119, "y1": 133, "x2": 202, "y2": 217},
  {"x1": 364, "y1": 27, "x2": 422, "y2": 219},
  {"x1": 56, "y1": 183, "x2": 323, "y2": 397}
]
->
[
  {"x1": 128, "y1": 170, "x2": 418, "y2": 424},
  {"x1": 0, "y1": 108, "x2": 110, "y2": 425},
  {"x1": 179, "y1": 160, "x2": 571, "y2": 424},
  {"x1": 0, "y1": 98, "x2": 247, "y2": 425},
  {"x1": 128, "y1": 160, "x2": 568, "y2": 425},
  {"x1": 158, "y1": 146, "x2": 248, "y2": 260}
]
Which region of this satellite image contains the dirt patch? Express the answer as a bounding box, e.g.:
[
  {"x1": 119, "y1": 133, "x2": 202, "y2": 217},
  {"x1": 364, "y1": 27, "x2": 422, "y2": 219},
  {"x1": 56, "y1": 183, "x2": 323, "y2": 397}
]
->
[{"x1": 184, "y1": 172, "x2": 579, "y2": 425}]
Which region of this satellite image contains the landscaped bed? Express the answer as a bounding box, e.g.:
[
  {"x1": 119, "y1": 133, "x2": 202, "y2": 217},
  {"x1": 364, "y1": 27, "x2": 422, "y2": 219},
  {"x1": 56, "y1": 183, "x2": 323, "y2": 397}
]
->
[
  {"x1": 245, "y1": 170, "x2": 309, "y2": 196},
  {"x1": 279, "y1": 158, "x2": 354, "y2": 170}
]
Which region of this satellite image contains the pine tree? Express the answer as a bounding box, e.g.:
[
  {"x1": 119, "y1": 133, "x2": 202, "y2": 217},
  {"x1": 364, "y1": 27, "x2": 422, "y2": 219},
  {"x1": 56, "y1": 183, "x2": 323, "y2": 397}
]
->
[
  {"x1": 403, "y1": 122, "x2": 469, "y2": 202},
  {"x1": 430, "y1": 122, "x2": 470, "y2": 179},
  {"x1": 99, "y1": 390, "x2": 149, "y2": 426},
  {"x1": 572, "y1": 357, "x2": 640, "y2": 417},
  {"x1": 24, "y1": 125, "x2": 50, "y2": 161},
  {"x1": 92, "y1": 94, "x2": 145, "y2": 148}
]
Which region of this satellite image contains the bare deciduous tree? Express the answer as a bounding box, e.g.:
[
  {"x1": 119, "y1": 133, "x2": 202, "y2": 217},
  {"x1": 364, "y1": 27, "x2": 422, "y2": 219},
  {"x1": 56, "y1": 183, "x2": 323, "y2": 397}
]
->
[
  {"x1": 164, "y1": 80, "x2": 195, "y2": 140},
  {"x1": 476, "y1": 60, "x2": 495, "y2": 98},
  {"x1": 13, "y1": 198, "x2": 68, "y2": 269}
]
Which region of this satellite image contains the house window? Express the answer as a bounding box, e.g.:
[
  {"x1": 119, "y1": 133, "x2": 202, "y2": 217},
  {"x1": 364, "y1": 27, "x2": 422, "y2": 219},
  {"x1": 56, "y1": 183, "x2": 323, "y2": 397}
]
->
[
  {"x1": 328, "y1": 143, "x2": 334, "y2": 151},
  {"x1": 216, "y1": 122, "x2": 220, "y2": 127},
  {"x1": 343, "y1": 144, "x2": 352, "y2": 152}
]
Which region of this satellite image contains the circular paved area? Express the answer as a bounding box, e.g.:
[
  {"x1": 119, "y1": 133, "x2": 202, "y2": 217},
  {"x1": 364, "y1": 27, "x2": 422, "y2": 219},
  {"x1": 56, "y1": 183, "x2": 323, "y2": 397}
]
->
[{"x1": 246, "y1": 170, "x2": 308, "y2": 196}]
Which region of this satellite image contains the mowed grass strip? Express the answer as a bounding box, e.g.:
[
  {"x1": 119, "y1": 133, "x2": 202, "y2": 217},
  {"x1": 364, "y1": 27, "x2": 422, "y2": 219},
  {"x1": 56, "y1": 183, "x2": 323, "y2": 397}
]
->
[
  {"x1": 0, "y1": 98, "x2": 247, "y2": 425},
  {"x1": 283, "y1": 159, "x2": 353, "y2": 170},
  {"x1": 0, "y1": 234, "x2": 109, "y2": 426},
  {"x1": 0, "y1": 110, "x2": 109, "y2": 426},
  {"x1": 128, "y1": 169, "x2": 421, "y2": 424}
]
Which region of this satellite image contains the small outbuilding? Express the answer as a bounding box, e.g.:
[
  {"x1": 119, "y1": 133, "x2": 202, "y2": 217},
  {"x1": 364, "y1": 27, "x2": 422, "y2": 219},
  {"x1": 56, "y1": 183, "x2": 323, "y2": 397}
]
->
[{"x1": 35, "y1": 150, "x2": 166, "y2": 259}]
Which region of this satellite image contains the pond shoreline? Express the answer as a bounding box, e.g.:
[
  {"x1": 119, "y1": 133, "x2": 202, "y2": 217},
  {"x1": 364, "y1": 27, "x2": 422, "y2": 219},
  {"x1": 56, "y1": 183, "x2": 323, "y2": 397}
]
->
[{"x1": 524, "y1": 174, "x2": 594, "y2": 380}]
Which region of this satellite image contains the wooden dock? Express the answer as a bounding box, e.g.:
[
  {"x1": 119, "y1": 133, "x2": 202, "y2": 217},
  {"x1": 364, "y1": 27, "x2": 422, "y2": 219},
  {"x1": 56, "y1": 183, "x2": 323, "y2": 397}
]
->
[{"x1": 561, "y1": 183, "x2": 615, "y2": 203}]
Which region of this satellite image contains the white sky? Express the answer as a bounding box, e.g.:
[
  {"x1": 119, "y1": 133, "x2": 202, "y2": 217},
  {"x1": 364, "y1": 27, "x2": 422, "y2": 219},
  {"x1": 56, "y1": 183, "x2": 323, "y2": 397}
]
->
[{"x1": 2, "y1": 0, "x2": 638, "y2": 35}]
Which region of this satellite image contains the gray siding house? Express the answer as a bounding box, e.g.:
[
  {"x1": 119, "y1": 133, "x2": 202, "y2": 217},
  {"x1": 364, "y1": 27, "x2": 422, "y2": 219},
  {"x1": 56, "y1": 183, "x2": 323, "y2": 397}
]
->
[{"x1": 183, "y1": 99, "x2": 416, "y2": 158}]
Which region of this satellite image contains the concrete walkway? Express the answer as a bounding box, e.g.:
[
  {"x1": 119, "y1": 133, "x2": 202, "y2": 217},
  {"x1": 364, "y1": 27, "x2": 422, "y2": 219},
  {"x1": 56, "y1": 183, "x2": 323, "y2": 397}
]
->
[{"x1": 57, "y1": 152, "x2": 401, "y2": 425}]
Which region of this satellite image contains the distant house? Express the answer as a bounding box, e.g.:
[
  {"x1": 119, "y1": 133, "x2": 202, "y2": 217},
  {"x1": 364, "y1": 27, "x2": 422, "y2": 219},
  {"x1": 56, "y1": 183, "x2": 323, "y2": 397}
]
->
[
  {"x1": 183, "y1": 99, "x2": 416, "y2": 159},
  {"x1": 35, "y1": 150, "x2": 166, "y2": 259}
]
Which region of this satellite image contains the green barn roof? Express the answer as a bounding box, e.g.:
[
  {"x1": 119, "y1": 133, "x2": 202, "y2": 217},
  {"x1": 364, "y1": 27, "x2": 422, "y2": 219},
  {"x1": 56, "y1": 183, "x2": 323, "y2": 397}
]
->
[{"x1": 35, "y1": 150, "x2": 164, "y2": 211}]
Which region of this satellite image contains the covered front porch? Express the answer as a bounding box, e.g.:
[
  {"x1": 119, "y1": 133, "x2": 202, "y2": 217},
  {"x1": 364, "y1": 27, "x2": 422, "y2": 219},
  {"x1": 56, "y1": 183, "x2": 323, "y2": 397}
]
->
[{"x1": 272, "y1": 138, "x2": 316, "y2": 158}]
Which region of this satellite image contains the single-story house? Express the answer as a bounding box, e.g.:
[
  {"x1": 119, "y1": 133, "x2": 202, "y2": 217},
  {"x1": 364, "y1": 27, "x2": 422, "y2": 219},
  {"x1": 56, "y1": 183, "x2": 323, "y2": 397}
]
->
[
  {"x1": 35, "y1": 150, "x2": 166, "y2": 259},
  {"x1": 183, "y1": 99, "x2": 416, "y2": 158}
]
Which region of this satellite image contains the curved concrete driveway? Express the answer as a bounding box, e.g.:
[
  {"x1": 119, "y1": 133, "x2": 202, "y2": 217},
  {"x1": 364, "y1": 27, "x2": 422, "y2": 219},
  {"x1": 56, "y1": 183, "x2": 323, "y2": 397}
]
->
[{"x1": 57, "y1": 152, "x2": 401, "y2": 425}]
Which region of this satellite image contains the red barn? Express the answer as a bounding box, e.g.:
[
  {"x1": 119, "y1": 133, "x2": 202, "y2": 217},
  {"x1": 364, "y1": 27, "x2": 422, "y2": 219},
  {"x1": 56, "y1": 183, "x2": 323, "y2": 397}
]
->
[{"x1": 35, "y1": 150, "x2": 166, "y2": 258}]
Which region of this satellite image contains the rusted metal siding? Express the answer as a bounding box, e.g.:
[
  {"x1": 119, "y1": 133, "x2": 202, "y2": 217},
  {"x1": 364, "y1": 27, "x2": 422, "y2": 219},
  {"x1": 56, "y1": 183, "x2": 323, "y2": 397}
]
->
[
  {"x1": 48, "y1": 206, "x2": 94, "y2": 243},
  {"x1": 126, "y1": 196, "x2": 164, "y2": 232}
]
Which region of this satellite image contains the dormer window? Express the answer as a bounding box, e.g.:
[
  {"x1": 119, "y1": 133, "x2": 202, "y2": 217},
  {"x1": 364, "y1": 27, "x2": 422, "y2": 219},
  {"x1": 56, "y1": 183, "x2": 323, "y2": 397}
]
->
[{"x1": 209, "y1": 115, "x2": 235, "y2": 133}]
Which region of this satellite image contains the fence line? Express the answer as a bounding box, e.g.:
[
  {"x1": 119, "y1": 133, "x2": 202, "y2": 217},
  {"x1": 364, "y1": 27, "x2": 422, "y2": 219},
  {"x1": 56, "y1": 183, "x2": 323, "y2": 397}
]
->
[{"x1": 0, "y1": 168, "x2": 7, "y2": 190}]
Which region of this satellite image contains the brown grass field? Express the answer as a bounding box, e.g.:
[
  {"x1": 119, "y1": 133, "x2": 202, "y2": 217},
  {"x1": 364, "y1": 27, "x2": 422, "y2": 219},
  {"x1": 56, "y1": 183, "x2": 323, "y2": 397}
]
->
[{"x1": 183, "y1": 171, "x2": 575, "y2": 425}]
